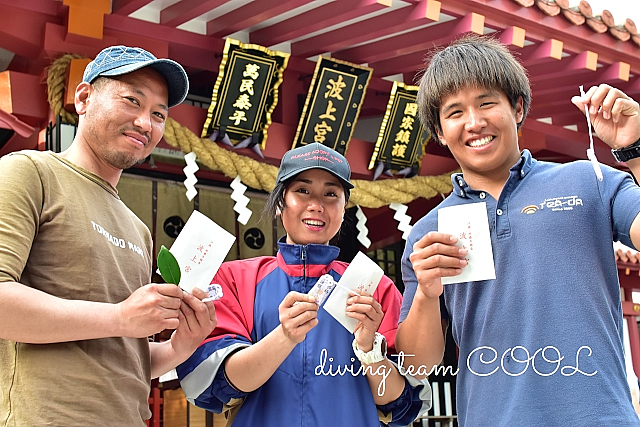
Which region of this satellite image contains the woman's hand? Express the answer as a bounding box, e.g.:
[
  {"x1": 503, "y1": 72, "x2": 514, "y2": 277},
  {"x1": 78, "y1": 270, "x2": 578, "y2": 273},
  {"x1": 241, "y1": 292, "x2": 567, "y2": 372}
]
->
[
  {"x1": 346, "y1": 291, "x2": 383, "y2": 352},
  {"x1": 279, "y1": 291, "x2": 319, "y2": 344}
]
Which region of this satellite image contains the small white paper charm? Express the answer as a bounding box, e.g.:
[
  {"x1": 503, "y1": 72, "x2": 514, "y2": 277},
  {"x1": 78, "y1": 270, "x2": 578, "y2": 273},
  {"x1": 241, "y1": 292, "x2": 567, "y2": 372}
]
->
[
  {"x1": 183, "y1": 151, "x2": 199, "y2": 201},
  {"x1": 389, "y1": 203, "x2": 413, "y2": 240},
  {"x1": 323, "y1": 252, "x2": 384, "y2": 333},
  {"x1": 165, "y1": 210, "x2": 236, "y2": 293},
  {"x1": 355, "y1": 206, "x2": 371, "y2": 248},
  {"x1": 230, "y1": 176, "x2": 252, "y2": 225},
  {"x1": 438, "y1": 202, "x2": 496, "y2": 284},
  {"x1": 202, "y1": 283, "x2": 224, "y2": 302},
  {"x1": 308, "y1": 274, "x2": 337, "y2": 306}
]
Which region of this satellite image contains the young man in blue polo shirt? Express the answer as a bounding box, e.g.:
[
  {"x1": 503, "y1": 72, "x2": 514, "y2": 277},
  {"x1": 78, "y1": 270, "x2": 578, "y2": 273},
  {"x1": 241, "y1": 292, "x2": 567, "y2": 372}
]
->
[{"x1": 396, "y1": 34, "x2": 640, "y2": 426}]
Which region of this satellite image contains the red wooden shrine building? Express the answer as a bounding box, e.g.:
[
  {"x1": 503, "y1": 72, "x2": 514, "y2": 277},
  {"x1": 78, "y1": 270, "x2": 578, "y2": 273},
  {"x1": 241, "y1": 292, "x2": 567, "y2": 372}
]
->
[{"x1": 2, "y1": 0, "x2": 640, "y2": 425}]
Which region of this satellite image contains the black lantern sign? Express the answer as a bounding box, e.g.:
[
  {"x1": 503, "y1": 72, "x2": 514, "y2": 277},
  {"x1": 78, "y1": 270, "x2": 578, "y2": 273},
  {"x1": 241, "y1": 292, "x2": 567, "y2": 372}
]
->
[
  {"x1": 293, "y1": 56, "x2": 372, "y2": 155},
  {"x1": 369, "y1": 82, "x2": 430, "y2": 179},
  {"x1": 201, "y1": 38, "x2": 289, "y2": 155}
]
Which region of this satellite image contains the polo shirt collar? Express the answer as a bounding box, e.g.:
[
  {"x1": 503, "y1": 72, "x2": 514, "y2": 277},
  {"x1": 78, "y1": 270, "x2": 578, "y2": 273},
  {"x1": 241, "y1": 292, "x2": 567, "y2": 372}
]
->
[{"x1": 451, "y1": 149, "x2": 535, "y2": 198}]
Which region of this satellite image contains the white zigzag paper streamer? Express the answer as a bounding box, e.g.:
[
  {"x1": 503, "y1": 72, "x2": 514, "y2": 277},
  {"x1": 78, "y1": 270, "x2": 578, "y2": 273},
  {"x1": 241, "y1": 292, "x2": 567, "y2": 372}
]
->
[
  {"x1": 230, "y1": 176, "x2": 252, "y2": 225},
  {"x1": 183, "y1": 151, "x2": 199, "y2": 201},
  {"x1": 389, "y1": 203, "x2": 413, "y2": 240},
  {"x1": 355, "y1": 206, "x2": 371, "y2": 248}
]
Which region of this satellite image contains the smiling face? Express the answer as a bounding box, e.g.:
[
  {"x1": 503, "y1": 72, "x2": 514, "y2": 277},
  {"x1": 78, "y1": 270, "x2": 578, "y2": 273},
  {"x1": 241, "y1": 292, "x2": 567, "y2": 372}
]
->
[
  {"x1": 280, "y1": 169, "x2": 347, "y2": 246},
  {"x1": 76, "y1": 67, "x2": 169, "y2": 172},
  {"x1": 437, "y1": 85, "x2": 524, "y2": 187}
]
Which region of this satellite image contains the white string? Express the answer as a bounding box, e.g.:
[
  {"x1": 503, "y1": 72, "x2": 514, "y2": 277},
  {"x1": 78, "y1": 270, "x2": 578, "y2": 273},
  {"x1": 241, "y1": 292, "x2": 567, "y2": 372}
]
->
[{"x1": 580, "y1": 85, "x2": 603, "y2": 181}]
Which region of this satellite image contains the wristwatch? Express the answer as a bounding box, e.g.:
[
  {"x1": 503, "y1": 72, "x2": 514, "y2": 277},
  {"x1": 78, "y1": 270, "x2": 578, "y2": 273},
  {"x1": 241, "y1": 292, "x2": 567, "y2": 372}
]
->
[
  {"x1": 612, "y1": 139, "x2": 640, "y2": 162},
  {"x1": 352, "y1": 332, "x2": 387, "y2": 365}
]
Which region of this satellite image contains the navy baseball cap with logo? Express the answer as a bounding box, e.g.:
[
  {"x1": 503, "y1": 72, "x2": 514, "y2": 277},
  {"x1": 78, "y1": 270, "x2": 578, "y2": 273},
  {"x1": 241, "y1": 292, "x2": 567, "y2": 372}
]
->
[
  {"x1": 82, "y1": 45, "x2": 189, "y2": 108},
  {"x1": 276, "y1": 142, "x2": 354, "y2": 189}
]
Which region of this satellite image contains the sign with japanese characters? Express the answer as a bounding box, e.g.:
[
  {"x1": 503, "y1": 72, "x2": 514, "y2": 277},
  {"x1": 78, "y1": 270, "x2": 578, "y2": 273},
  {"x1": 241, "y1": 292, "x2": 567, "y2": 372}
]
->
[
  {"x1": 201, "y1": 38, "x2": 289, "y2": 149},
  {"x1": 368, "y1": 82, "x2": 430, "y2": 176},
  {"x1": 292, "y1": 56, "x2": 372, "y2": 155}
]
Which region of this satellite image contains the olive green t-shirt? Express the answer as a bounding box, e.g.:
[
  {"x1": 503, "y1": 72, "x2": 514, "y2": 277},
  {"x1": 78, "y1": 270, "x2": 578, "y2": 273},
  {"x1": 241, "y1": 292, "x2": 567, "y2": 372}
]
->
[{"x1": 0, "y1": 151, "x2": 153, "y2": 426}]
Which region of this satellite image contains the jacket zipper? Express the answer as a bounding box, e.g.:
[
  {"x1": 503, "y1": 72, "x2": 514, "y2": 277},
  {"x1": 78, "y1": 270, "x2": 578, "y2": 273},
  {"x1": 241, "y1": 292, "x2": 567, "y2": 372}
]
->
[
  {"x1": 301, "y1": 244, "x2": 307, "y2": 425},
  {"x1": 301, "y1": 245, "x2": 307, "y2": 283}
]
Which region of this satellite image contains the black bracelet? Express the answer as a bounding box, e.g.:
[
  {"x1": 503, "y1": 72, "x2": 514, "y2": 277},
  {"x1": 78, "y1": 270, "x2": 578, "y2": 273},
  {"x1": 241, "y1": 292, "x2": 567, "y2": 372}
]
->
[{"x1": 611, "y1": 138, "x2": 640, "y2": 163}]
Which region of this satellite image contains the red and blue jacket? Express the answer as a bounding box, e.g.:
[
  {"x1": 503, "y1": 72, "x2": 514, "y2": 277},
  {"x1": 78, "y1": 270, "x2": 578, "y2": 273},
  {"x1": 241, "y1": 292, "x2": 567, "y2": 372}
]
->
[{"x1": 177, "y1": 241, "x2": 431, "y2": 426}]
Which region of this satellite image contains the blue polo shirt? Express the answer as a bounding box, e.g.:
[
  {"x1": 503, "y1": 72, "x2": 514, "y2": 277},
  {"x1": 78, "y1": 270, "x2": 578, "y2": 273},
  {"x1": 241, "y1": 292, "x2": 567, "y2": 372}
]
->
[{"x1": 401, "y1": 150, "x2": 640, "y2": 426}]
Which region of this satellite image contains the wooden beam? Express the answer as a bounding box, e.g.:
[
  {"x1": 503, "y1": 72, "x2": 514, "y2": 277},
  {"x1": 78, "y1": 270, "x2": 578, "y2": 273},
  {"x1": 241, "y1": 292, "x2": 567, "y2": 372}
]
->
[
  {"x1": 63, "y1": 0, "x2": 110, "y2": 40},
  {"x1": 335, "y1": 12, "x2": 481, "y2": 65},
  {"x1": 160, "y1": 0, "x2": 228, "y2": 27},
  {"x1": 250, "y1": 0, "x2": 393, "y2": 47},
  {"x1": 527, "y1": 51, "x2": 598, "y2": 87},
  {"x1": 0, "y1": 71, "x2": 48, "y2": 126},
  {"x1": 347, "y1": 13, "x2": 484, "y2": 76},
  {"x1": 0, "y1": 109, "x2": 34, "y2": 138},
  {"x1": 111, "y1": 0, "x2": 154, "y2": 17},
  {"x1": 600, "y1": 62, "x2": 631, "y2": 83},
  {"x1": 499, "y1": 26, "x2": 526, "y2": 48},
  {"x1": 291, "y1": 0, "x2": 440, "y2": 59},
  {"x1": 206, "y1": 0, "x2": 314, "y2": 38},
  {"x1": 0, "y1": 3, "x2": 52, "y2": 58}
]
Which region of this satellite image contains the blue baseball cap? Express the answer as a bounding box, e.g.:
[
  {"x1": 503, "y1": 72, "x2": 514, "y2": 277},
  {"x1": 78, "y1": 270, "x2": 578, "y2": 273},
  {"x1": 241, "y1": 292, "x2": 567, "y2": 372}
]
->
[
  {"x1": 82, "y1": 45, "x2": 189, "y2": 108},
  {"x1": 276, "y1": 143, "x2": 354, "y2": 189}
]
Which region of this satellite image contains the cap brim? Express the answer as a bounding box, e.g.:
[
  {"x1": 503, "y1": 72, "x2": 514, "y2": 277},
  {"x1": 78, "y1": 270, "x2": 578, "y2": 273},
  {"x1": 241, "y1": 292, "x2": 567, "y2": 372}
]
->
[
  {"x1": 279, "y1": 165, "x2": 354, "y2": 189},
  {"x1": 99, "y1": 59, "x2": 189, "y2": 108}
]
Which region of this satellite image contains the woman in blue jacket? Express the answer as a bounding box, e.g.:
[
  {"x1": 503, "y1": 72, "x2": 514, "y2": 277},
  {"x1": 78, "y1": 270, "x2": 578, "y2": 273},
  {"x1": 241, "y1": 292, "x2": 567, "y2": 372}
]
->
[{"x1": 178, "y1": 143, "x2": 430, "y2": 426}]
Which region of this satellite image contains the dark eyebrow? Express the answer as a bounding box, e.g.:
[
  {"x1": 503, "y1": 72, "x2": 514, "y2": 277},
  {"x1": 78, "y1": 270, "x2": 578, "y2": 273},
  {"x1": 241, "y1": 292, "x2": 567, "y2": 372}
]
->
[
  {"x1": 441, "y1": 101, "x2": 462, "y2": 116},
  {"x1": 477, "y1": 90, "x2": 500, "y2": 100}
]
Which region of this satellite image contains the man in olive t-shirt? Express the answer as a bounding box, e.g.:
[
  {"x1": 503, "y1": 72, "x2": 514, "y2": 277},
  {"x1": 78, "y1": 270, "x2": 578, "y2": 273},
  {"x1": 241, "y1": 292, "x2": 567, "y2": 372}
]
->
[{"x1": 0, "y1": 46, "x2": 217, "y2": 426}]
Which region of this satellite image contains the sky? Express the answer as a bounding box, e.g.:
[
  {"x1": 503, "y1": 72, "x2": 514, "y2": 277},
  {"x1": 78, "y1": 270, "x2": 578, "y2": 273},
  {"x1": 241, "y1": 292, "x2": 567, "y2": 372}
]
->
[{"x1": 573, "y1": 0, "x2": 640, "y2": 26}]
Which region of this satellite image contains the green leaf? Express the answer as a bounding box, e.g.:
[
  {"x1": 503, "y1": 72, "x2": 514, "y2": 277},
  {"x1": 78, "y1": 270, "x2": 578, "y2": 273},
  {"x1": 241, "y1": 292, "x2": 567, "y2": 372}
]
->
[{"x1": 157, "y1": 245, "x2": 181, "y2": 286}]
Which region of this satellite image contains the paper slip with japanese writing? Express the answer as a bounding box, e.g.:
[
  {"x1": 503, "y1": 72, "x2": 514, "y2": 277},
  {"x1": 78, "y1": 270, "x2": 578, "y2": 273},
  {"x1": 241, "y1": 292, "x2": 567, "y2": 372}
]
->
[
  {"x1": 164, "y1": 210, "x2": 236, "y2": 293},
  {"x1": 323, "y1": 251, "x2": 384, "y2": 333},
  {"x1": 438, "y1": 202, "x2": 496, "y2": 285}
]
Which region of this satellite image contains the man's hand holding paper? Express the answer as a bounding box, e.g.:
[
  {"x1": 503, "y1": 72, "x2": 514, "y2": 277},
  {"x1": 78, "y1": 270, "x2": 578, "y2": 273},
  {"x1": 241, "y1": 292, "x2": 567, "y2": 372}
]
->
[
  {"x1": 437, "y1": 202, "x2": 496, "y2": 285},
  {"x1": 160, "y1": 210, "x2": 236, "y2": 296},
  {"x1": 409, "y1": 202, "x2": 496, "y2": 301},
  {"x1": 409, "y1": 232, "x2": 467, "y2": 300}
]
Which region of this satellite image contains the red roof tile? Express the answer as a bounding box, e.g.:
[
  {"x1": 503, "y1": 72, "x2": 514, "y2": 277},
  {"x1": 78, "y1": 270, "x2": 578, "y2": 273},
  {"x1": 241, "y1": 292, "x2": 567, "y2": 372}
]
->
[
  {"x1": 614, "y1": 242, "x2": 640, "y2": 265},
  {"x1": 513, "y1": 0, "x2": 640, "y2": 46}
]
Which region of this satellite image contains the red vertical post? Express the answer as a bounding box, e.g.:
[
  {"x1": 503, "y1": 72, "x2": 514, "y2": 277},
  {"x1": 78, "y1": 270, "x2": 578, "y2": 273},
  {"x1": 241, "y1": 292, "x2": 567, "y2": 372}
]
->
[
  {"x1": 623, "y1": 287, "x2": 640, "y2": 380},
  {"x1": 148, "y1": 381, "x2": 162, "y2": 427}
]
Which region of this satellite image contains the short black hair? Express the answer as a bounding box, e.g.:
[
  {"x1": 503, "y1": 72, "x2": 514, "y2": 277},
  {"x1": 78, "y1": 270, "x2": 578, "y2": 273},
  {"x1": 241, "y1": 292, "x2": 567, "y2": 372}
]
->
[{"x1": 417, "y1": 34, "x2": 531, "y2": 143}]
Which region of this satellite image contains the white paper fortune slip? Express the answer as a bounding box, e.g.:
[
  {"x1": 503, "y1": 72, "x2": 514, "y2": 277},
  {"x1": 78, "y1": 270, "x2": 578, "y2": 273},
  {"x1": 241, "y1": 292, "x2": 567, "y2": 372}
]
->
[
  {"x1": 437, "y1": 202, "x2": 496, "y2": 285},
  {"x1": 323, "y1": 252, "x2": 384, "y2": 333},
  {"x1": 165, "y1": 210, "x2": 236, "y2": 293}
]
